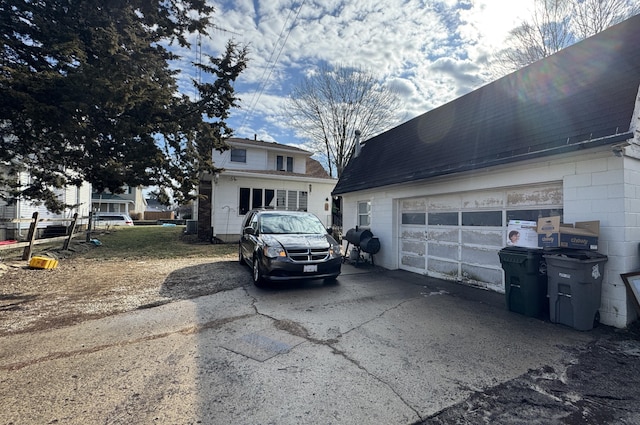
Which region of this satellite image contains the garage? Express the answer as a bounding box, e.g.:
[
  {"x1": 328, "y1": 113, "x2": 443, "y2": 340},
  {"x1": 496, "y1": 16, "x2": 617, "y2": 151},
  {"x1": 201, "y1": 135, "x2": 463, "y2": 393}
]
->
[{"x1": 399, "y1": 184, "x2": 563, "y2": 291}]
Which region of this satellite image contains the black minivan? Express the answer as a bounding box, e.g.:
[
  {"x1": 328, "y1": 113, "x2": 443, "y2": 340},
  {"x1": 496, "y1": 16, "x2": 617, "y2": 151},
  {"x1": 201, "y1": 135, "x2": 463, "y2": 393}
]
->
[{"x1": 239, "y1": 209, "x2": 342, "y2": 286}]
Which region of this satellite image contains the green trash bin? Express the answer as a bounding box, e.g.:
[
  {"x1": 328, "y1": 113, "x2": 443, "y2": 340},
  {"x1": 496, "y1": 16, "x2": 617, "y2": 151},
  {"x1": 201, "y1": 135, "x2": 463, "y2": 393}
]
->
[
  {"x1": 544, "y1": 250, "x2": 608, "y2": 331},
  {"x1": 498, "y1": 246, "x2": 548, "y2": 318}
]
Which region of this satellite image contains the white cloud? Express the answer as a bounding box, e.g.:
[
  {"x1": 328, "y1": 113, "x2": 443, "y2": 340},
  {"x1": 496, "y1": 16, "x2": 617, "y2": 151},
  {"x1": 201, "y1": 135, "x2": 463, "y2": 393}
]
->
[{"x1": 199, "y1": 0, "x2": 534, "y2": 144}]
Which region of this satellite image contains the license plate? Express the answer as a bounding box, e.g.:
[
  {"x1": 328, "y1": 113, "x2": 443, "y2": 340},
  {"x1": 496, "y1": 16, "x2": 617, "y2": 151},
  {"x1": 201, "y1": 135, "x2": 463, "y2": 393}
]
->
[{"x1": 303, "y1": 265, "x2": 317, "y2": 273}]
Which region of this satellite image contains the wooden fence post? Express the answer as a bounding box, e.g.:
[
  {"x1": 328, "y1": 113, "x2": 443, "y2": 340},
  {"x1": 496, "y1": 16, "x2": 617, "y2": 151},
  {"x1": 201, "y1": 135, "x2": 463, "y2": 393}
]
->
[
  {"x1": 63, "y1": 213, "x2": 78, "y2": 250},
  {"x1": 21, "y1": 212, "x2": 39, "y2": 260},
  {"x1": 86, "y1": 212, "x2": 93, "y2": 242}
]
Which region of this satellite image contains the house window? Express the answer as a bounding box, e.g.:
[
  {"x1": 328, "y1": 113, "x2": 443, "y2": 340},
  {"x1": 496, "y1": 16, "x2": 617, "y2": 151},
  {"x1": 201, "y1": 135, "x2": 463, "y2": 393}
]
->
[
  {"x1": 358, "y1": 201, "x2": 371, "y2": 227},
  {"x1": 299, "y1": 191, "x2": 308, "y2": 211},
  {"x1": 287, "y1": 190, "x2": 297, "y2": 210},
  {"x1": 265, "y1": 189, "x2": 275, "y2": 208},
  {"x1": 252, "y1": 189, "x2": 263, "y2": 209},
  {"x1": 276, "y1": 155, "x2": 294, "y2": 172},
  {"x1": 239, "y1": 188, "x2": 251, "y2": 215},
  {"x1": 230, "y1": 148, "x2": 246, "y2": 163},
  {"x1": 239, "y1": 188, "x2": 304, "y2": 214},
  {"x1": 277, "y1": 189, "x2": 286, "y2": 208}
]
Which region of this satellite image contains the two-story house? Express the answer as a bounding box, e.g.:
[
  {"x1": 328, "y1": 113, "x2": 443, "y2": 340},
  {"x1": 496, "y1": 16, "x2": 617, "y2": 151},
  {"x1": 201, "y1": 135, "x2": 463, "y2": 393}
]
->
[
  {"x1": 0, "y1": 166, "x2": 92, "y2": 240},
  {"x1": 91, "y1": 186, "x2": 147, "y2": 220},
  {"x1": 197, "y1": 137, "x2": 337, "y2": 242}
]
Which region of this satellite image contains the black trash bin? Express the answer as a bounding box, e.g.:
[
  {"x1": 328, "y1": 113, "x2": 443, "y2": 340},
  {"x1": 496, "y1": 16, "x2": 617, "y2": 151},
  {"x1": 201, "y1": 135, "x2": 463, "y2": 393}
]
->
[
  {"x1": 544, "y1": 250, "x2": 608, "y2": 331},
  {"x1": 498, "y1": 246, "x2": 548, "y2": 318}
]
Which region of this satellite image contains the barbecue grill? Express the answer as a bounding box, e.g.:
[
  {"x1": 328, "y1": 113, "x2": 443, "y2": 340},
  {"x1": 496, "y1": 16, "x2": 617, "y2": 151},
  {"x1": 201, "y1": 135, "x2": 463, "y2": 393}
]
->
[{"x1": 344, "y1": 227, "x2": 380, "y2": 265}]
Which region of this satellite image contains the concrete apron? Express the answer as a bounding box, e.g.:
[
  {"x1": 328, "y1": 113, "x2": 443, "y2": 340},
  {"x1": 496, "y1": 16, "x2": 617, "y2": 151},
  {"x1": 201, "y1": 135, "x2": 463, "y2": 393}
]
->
[{"x1": 0, "y1": 264, "x2": 593, "y2": 425}]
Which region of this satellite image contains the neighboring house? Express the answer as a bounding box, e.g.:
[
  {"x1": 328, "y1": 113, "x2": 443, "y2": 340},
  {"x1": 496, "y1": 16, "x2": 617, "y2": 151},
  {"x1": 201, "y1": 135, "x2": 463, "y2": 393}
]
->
[
  {"x1": 0, "y1": 166, "x2": 92, "y2": 240},
  {"x1": 91, "y1": 186, "x2": 147, "y2": 219},
  {"x1": 145, "y1": 197, "x2": 175, "y2": 221},
  {"x1": 333, "y1": 15, "x2": 640, "y2": 329},
  {"x1": 198, "y1": 137, "x2": 337, "y2": 242}
]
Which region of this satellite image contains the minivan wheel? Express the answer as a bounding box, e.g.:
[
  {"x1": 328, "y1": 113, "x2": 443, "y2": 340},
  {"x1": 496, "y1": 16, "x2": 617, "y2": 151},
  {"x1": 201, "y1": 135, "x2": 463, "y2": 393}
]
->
[{"x1": 252, "y1": 257, "x2": 265, "y2": 287}]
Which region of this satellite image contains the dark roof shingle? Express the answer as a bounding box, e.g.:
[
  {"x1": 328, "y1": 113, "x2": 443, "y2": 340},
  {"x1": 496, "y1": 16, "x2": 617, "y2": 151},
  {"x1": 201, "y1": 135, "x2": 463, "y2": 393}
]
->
[{"x1": 334, "y1": 15, "x2": 640, "y2": 195}]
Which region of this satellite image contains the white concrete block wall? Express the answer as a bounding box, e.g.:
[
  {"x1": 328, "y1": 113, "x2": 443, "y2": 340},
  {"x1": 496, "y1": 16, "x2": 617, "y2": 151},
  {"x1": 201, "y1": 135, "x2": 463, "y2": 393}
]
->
[
  {"x1": 562, "y1": 153, "x2": 640, "y2": 328},
  {"x1": 370, "y1": 194, "x2": 395, "y2": 269}
]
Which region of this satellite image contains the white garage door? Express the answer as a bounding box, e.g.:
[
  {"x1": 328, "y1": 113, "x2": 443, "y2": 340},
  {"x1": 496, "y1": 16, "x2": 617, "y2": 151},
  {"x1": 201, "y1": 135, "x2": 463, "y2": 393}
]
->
[{"x1": 399, "y1": 184, "x2": 563, "y2": 291}]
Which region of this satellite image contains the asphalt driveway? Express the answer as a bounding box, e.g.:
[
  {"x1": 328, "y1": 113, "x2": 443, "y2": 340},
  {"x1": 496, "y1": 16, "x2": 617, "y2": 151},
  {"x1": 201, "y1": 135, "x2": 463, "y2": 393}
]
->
[{"x1": 1, "y1": 263, "x2": 639, "y2": 424}]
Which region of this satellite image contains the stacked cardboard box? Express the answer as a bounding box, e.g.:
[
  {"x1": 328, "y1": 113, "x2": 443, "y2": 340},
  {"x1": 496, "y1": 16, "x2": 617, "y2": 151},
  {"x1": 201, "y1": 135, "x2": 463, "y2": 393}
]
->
[{"x1": 537, "y1": 216, "x2": 599, "y2": 250}]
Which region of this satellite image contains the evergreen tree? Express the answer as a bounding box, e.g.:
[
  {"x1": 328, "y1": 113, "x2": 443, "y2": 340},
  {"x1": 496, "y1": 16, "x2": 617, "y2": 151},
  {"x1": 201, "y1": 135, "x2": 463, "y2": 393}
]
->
[{"x1": 0, "y1": 0, "x2": 248, "y2": 211}]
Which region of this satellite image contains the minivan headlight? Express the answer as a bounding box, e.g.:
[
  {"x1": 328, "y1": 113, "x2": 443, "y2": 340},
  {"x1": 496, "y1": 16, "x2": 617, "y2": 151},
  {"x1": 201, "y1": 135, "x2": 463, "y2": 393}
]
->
[
  {"x1": 264, "y1": 245, "x2": 286, "y2": 258},
  {"x1": 329, "y1": 243, "x2": 342, "y2": 258}
]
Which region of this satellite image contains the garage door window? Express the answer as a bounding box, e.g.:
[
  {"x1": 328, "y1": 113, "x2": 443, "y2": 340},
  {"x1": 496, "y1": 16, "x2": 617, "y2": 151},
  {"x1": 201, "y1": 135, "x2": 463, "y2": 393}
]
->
[
  {"x1": 428, "y1": 212, "x2": 458, "y2": 226},
  {"x1": 462, "y1": 211, "x2": 502, "y2": 226},
  {"x1": 506, "y1": 209, "x2": 563, "y2": 222},
  {"x1": 402, "y1": 212, "x2": 426, "y2": 225}
]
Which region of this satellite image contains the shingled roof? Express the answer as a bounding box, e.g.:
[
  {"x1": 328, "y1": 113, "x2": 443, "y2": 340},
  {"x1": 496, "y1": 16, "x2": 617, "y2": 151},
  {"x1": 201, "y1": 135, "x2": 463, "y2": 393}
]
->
[{"x1": 333, "y1": 15, "x2": 640, "y2": 195}]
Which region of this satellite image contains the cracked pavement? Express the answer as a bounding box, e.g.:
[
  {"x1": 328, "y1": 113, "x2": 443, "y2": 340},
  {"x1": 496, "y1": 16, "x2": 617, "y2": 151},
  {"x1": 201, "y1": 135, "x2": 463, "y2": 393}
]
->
[{"x1": 3, "y1": 264, "x2": 638, "y2": 424}]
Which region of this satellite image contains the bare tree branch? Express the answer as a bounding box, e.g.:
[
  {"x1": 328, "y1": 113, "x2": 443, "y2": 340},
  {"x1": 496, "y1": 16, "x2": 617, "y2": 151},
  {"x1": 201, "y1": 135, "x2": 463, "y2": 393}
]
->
[
  {"x1": 492, "y1": 0, "x2": 639, "y2": 76},
  {"x1": 282, "y1": 64, "x2": 404, "y2": 178}
]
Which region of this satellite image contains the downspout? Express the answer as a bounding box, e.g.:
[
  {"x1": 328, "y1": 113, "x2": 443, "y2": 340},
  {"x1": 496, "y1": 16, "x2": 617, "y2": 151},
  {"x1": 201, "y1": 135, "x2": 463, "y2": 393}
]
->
[{"x1": 211, "y1": 173, "x2": 218, "y2": 240}]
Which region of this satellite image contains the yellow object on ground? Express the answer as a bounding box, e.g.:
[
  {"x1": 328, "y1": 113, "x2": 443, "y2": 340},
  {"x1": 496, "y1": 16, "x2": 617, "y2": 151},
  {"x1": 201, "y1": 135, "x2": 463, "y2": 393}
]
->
[{"x1": 29, "y1": 256, "x2": 59, "y2": 269}]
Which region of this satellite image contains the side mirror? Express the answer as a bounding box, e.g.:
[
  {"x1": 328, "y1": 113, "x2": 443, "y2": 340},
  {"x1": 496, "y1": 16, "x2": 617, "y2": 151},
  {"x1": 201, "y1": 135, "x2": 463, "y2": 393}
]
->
[{"x1": 243, "y1": 226, "x2": 255, "y2": 236}]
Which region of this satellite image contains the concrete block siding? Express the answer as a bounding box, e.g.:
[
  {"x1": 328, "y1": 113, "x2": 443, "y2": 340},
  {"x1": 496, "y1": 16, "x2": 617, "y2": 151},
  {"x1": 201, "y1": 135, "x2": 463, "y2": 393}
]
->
[{"x1": 340, "y1": 147, "x2": 640, "y2": 329}]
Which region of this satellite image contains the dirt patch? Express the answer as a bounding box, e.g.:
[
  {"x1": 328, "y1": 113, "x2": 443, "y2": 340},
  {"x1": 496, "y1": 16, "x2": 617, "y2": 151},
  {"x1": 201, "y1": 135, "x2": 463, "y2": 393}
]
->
[
  {"x1": 0, "y1": 252, "x2": 252, "y2": 336},
  {"x1": 417, "y1": 326, "x2": 640, "y2": 425}
]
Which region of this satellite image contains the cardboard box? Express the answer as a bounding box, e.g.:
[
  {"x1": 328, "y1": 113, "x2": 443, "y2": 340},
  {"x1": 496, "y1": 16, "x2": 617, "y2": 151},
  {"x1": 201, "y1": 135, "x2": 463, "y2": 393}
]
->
[
  {"x1": 537, "y1": 216, "x2": 599, "y2": 250},
  {"x1": 507, "y1": 220, "x2": 540, "y2": 248}
]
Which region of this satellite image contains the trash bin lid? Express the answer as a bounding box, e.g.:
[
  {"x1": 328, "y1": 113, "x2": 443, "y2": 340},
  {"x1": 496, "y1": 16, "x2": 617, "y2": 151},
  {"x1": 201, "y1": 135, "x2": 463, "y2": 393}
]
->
[{"x1": 543, "y1": 249, "x2": 607, "y2": 262}]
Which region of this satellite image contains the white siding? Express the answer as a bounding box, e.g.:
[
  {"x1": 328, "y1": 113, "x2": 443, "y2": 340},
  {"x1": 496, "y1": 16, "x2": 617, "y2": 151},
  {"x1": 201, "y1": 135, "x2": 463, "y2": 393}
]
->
[{"x1": 211, "y1": 174, "x2": 335, "y2": 242}]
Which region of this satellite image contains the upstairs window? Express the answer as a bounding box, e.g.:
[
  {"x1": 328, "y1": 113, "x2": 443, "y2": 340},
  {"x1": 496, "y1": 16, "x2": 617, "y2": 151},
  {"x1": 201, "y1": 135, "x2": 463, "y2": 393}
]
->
[
  {"x1": 231, "y1": 148, "x2": 246, "y2": 163},
  {"x1": 276, "y1": 155, "x2": 294, "y2": 172}
]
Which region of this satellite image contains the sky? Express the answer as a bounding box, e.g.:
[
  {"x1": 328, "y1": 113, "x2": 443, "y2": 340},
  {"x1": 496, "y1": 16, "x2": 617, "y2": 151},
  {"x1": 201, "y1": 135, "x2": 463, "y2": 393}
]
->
[{"x1": 179, "y1": 0, "x2": 535, "y2": 149}]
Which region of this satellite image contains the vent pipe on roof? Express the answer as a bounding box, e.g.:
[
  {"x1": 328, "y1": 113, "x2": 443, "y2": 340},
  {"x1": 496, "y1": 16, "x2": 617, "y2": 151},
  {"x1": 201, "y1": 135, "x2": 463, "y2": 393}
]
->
[
  {"x1": 254, "y1": 134, "x2": 257, "y2": 141},
  {"x1": 353, "y1": 129, "x2": 362, "y2": 158}
]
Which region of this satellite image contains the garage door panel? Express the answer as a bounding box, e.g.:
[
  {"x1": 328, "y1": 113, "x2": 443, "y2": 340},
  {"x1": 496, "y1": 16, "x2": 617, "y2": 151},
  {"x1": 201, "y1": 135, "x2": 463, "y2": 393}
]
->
[
  {"x1": 402, "y1": 255, "x2": 426, "y2": 269},
  {"x1": 428, "y1": 243, "x2": 458, "y2": 259},
  {"x1": 428, "y1": 258, "x2": 458, "y2": 277},
  {"x1": 402, "y1": 240, "x2": 425, "y2": 256},
  {"x1": 462, "y1": 191, "x2": 504, "y2": 209},
  {"x1": 461, "y1": 246, "x2": 501, "y2": 267},
  {"x1": 506, "y1": 184, "x2": 562, "y2": 207},
  {"x1": 402, "y1": 198, "x2": 426, "y2": 210},
  {"x1": 401, "y1": 228, "x2": 426, "y2": 240},
  {"x1": 461, "y1": 229, "x2": 503, "y2": 246},
  {"x1": 427, "y1": 228, "x2": 458, "y2": 243},
  {"x1": 461, "y1": 264, "x2": 503, "y2": 288}
]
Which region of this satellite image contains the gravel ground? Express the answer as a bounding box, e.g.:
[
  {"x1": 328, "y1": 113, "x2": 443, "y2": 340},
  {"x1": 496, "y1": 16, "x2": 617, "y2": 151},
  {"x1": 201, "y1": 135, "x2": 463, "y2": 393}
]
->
[{"x1": 0, "y1": 246, "x2": 251, "y2": 336}]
